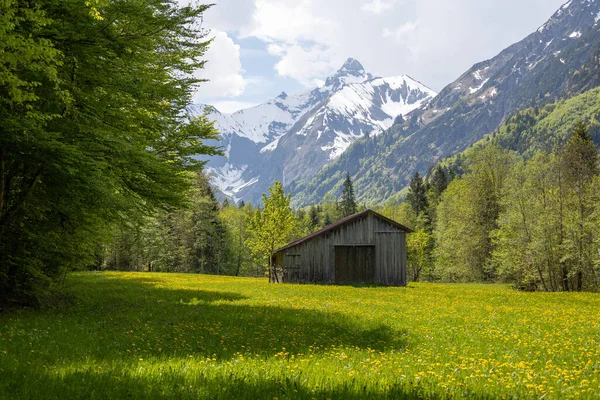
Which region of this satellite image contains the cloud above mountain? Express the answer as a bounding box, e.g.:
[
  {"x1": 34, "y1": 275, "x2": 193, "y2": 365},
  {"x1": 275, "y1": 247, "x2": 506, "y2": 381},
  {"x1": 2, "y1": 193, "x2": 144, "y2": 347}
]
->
[{"x1": 190, "y1": 0, "x2": 566, "y2": 111}]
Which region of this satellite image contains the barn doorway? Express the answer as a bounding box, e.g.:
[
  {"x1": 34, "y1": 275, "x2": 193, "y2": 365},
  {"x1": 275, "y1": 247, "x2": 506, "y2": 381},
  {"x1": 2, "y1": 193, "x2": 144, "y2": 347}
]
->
[{"x1": 334, "y1": 245, "x2": 376, "y2": 284}]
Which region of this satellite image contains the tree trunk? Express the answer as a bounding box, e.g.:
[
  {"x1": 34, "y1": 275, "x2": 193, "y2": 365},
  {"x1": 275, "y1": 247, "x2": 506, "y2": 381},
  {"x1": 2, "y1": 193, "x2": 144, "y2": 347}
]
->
[
  {"x1": 235, "y1": 233, "x2": 242, "y2": 276},
  {"x1": 561, "y1": 268, "x2": 569, "y2": 292},
  {"x1": 0, "y1": 150, "x2": 6, "y2": 223},
  {"x1": 0, "y1": 169, "x2": 42, "y2": 229},
  {"x1": 558, "y1": 168, "x2": 569, "y2": 292}
]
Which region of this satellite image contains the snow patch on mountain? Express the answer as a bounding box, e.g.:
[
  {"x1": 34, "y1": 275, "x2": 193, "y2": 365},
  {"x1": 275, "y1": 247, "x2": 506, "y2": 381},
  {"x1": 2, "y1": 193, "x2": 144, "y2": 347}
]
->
[
  {"x1": 469, "y1": 78, "x2": 489, "y2": 94},
  {"x1": 321, "y1": 130, "x2": 365, "y2": 160},
  {"x1": 260, "y1": 137, "x2": 281, "y2": 153},
  {"x1": 209, "y1": 163, "x2": 253, "y2": 200},
  {"x1": 213, "y1": 93, "x2": 314, "y2": 144},
  {"x1": 201, "y1": 58, "x2": 436, "y2": 202}
]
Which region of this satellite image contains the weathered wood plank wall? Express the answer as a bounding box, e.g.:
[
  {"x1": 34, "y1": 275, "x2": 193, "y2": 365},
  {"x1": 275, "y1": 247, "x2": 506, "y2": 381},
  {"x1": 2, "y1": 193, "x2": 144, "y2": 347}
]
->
[{"x1": 275, "y1": 213, "x2": 407, "y2": 286}]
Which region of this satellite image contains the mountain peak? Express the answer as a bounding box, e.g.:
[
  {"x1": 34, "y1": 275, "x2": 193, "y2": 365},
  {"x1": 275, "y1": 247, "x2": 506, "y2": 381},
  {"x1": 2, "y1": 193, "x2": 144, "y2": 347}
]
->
[
  {"x1": 339, "y1": 58, "x2": 365, "y2": 75},
  {"x1": 324, "y1": 58, "x2": 370, "y2": 90},
  {"x1": 537, "y1": 0, "x2": 600, "y2": 35}
]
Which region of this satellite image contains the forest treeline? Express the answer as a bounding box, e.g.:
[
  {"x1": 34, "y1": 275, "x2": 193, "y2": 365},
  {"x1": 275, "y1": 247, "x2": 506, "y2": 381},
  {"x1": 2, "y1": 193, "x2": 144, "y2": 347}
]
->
[
  {"x1": 103, "y1": 121, "x2": 600, "y2": 293},
  {"x1": 103, "y1": 173, "x2": 360, "y2": 279},
  {"x1": 391, "y1": 122, "x2": 600, "y2": 292}
]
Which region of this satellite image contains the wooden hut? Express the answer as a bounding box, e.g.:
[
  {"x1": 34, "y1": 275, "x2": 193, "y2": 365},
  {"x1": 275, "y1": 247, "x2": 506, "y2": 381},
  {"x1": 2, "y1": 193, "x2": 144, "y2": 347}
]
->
[{"x1": 271, "y1": 210, "x2": 412, "y2": 286}]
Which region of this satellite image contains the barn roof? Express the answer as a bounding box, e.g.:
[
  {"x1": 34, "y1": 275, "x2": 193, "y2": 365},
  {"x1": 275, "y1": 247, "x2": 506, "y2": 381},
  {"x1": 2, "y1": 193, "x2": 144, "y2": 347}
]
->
[{"x1": 273, "y1": 209, "x2": 413, "y2": 255}]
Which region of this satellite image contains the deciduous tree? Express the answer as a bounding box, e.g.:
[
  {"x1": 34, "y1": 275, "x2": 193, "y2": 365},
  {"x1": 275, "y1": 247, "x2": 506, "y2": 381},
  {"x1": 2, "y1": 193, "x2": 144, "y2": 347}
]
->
[
  {"x1": 0, "y1": 0, "x2": 219, "y2": 303},
  {"x1": 246, "y1": 182, "x2": 298, "y2": 282}
]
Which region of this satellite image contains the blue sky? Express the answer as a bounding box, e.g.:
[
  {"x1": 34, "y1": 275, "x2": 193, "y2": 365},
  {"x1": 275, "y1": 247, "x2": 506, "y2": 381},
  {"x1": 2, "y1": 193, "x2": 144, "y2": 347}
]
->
[{"x1": 189, "y1": 0, "x2": 567, "y2": 113}]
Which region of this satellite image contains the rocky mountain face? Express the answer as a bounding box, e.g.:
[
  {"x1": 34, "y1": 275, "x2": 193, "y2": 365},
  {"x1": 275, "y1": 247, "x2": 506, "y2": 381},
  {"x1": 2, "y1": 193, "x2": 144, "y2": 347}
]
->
[
  {"x1": 193, "y1": 59, "x2": 436, "y2": 203},
  {"x1": 290, "y1": 0, "x2": 600, "y2": 207}
]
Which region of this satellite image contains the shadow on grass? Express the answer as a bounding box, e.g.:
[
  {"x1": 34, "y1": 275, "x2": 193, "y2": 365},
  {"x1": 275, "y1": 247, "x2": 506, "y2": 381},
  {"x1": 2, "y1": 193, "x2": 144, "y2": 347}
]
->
[
  {"x1": 0, "y1": 273, "x2": 416, "y2": 399},
  {"x1": 0, "y1": 367, "x2": 452, "y2": 400},
  {"x1": 4, "y1": 273, "x2": 408, "y2": 356}
]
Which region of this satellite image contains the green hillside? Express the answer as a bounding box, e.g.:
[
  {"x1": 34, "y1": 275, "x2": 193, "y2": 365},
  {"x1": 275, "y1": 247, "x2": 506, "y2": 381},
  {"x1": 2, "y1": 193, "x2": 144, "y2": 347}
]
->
[{"x1": 441, "y1": 86, "x2": 600, "y2": 173}]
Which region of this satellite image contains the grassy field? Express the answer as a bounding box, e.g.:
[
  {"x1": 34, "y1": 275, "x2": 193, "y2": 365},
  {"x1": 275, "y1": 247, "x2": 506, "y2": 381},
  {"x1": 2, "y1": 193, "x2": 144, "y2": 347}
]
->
[{"x1": 0, "y1": 273, "x2": 599, "y2": 399}]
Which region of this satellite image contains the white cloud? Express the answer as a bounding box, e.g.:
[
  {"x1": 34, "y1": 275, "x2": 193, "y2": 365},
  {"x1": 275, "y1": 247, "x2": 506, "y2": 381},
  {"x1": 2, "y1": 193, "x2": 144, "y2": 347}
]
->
[
  {"x1": 199, "y1": 0, "x2": 568, "y2": 95},
  {"x1": 246, "y1": 0, "x2": 338, "y2": 44},
  {"x1": 241, "y1": 0, "x2": 343, "y2": 87},
  {"x1": 271, "y1": 45, "x2": 341, "y2": 87},
  {"x1": 193, "y1": 30, "x2": 246, "y2": 102},
  {"x1": 212, "y1": 101, "x2": 259, "y2": 114},
  {"x1": 361, "y1": 0, "x2": 400, "y2": 14},
  {"x1": 383, "y1": 20, "x2": 420, "y2": 41}
]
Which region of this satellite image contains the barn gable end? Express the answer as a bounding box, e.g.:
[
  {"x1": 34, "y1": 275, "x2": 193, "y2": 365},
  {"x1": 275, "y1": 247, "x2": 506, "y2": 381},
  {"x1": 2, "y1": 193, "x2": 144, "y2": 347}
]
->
[{"x1": 272, "y1": 210, "x2": 410, "y2": 286}]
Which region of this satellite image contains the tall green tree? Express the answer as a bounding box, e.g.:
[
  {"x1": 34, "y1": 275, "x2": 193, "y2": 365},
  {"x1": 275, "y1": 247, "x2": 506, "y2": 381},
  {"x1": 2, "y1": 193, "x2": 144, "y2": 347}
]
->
[
  {"x1": 340, "y1": 172, "x2": 358, "y2": 217},
  {"x1": 220, "y1": 202, "x2": 255, "y2": 276},
  {"x1": 191, "y1": 173, "x2": 228, "y2": 275},
  {"x1": 246, "y1": 182, "x2": 298, "y2": 282},
  {"x1": 407, "y1": 229, "x2": 434, "y2": 282},
  {"x1": 561, "y1": 123, "x2": 599, "y2": 291},
  {"x1": 493, "y1": 154, "x2": 563, "y2": 291},
  {"x1": 468, "y1": 144, "x2": 516, "y2": 279},
  {"x1": 435, "y1": 179, "x2": 479, "y2": 281},
  {"x1": 435, "y1": 144, "x2": 515, "y2": 281},
  {"x1": 406, "y1": 172, "x2": 428, "y2": 217},
  {"x1": 429, "y1": 165, "x2": 449, "y2": 201},
  {"x1": 0, "y1": 0, "x2": 219, "y2": 303}
]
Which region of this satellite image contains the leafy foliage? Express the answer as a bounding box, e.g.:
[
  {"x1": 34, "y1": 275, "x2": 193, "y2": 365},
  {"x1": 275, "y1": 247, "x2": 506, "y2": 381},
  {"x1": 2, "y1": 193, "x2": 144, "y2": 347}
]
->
[
  {"x1": 0, "y1": 0, "x2": 219, "y2": 304},
  {"x1": 246, "y1": 182, "x2": 298, "y2": 281},
  {"x1": 434, "y1": 123, "x2": 600, "y2": 291}
]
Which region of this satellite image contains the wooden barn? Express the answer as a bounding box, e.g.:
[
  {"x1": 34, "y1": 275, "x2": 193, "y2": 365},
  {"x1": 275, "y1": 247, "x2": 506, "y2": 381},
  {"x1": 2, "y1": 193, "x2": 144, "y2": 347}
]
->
[{"x1": 271, "y1": 210, "x2": 412, "y2": 286}]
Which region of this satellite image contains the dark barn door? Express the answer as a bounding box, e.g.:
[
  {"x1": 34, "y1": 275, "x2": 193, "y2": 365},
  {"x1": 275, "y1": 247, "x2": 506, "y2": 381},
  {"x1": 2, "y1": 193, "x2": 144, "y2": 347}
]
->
[{"x1": 334, "y1": 245, "x2": 376, "y2": 284}]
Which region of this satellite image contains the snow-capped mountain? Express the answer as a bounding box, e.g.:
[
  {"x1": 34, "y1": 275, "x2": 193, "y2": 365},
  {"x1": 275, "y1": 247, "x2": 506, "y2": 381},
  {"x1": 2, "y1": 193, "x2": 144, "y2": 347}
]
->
[
  {"x1": 194, "y1": 59, "x2": 436, "y2": 203},
  {"x1": 291, "y1": 0, "x2": 600, "y2": 207}
]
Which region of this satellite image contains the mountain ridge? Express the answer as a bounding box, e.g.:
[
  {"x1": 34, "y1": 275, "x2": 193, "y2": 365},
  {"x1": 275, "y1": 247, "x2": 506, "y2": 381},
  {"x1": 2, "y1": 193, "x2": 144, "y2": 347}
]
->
[
  {"x1": 290, "y1": 0, "x2": 600, "y2": 207},
  {"x1": 196, "y1": 59, "x2": 436, "y2": 202}
]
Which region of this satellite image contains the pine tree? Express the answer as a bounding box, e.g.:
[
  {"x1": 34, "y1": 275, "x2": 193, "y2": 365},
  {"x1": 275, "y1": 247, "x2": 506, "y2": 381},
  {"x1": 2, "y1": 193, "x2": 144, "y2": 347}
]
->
[
  {"x1": 430, "y1": 166, "x2": 449, "y2": 200},
  {"x1": 191, "y1": 173, "x2": 227, "y2": 275},
  {"x1": 340, "y1": 172, "x2": 358, "y2": 217},
  {"x1": 308, "y1": 205, "x2": 320, "y2": 231},
  {"x1": 406, "y1": 172, "x2": 428, "y2": 216}
]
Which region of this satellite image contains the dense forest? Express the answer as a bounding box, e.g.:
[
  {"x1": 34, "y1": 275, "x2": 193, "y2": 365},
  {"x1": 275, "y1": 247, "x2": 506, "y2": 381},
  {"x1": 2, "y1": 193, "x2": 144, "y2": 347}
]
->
[
  {"x1": 389, "y1": 108, "x2": 600, "y2": 291},
  {"x1": 103, "y1": 173, "x2": 361, "y2": 279}
]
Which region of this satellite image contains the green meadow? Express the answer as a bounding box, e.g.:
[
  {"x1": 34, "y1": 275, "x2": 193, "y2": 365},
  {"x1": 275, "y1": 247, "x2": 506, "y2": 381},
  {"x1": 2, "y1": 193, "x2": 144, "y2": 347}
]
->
[{"x1": 0, "y1": 272, "x2": 598, "y2": 399}]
